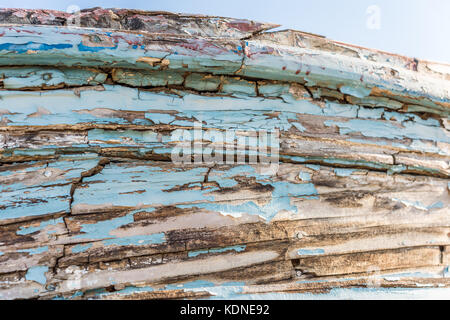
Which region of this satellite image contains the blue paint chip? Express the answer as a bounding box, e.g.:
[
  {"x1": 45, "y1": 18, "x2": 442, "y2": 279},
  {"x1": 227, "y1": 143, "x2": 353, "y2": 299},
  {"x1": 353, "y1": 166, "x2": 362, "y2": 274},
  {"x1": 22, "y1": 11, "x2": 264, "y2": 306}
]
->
[
  {"x1": 298, "y1": 248, "x2": 325, "y2": 256},
  {"x1": 334, "y1": 168, "x2": 356, "y2": 177},
  {"x1": 72, "y1": 243, "x2": 93, "y2": 253},
  {"x1": 77, "y1": 42, "x2": 117, "y2": 52},
  {"x1": 0, "y1": 42, "x2": 72, "y2": 53},
  {"x1": 25, "y1": 266, "x2": 48, "y2": 285},
  {"x1": 18, "y1": 246, "x2": 49, "y2": 255}
]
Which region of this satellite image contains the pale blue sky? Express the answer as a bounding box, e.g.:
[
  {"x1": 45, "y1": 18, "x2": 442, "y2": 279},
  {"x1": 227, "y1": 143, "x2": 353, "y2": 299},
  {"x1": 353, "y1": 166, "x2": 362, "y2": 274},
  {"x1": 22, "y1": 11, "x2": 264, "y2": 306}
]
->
[{"x1": 3, "y1": 0, "x2": 449, "y2": 63}]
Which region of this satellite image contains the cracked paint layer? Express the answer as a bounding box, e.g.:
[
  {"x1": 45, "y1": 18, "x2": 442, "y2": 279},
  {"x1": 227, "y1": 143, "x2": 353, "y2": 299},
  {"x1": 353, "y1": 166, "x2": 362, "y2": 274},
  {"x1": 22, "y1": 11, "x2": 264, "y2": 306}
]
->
[{"x1": 0, "y1": 8, "x2": 448, "y2": 300}]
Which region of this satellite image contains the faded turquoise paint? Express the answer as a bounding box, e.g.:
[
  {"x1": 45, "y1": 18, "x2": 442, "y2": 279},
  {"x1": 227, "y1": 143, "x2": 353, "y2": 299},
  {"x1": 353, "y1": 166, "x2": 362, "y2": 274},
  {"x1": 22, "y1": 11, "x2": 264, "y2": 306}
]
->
[
  {"x1": 71, "y1": 243, "x2": 93, "y2": 253},
  {"x1": 163, "y1": 280, "x2": 246, "y2": 300},
  {"x1": 74, "y1": 212, "x2": 135, "y2": 240},
  {"x1": 188, "y1": 245, "x2": 246, "y2": 257},
  {"x1": 383, "y1": 271, "x2": 446, "y2": 279},
  {"x1": 298, "y1": 248, "x2": 325, "y2": 255},
  {"x1": 52, "y1": 291, "x2": 84, "y2": 300},
  {"x1": 222, "y1": 78, "x2": 257, "y2": 96},
  {"x1": 18, "y1": 246, "x2": 49, "y2": 255},
  {"x1": 242, "y1": 41, "x2": 449, "y2": 106},
  {"x1": 0, "y1": 156, "x2": 100, "y2": 222},
  {"x1": 73, "y1": 164, "x2": 212, "y2": 210},
  {"x1": 201, "y1": 282, "x2": 246, "y2": 300},
  {"x1": 1, "y1": 83, "x2": 445, "y2": 163},
  {"x1": 387, "y1": 164, "x2": 407, "y2": 175},
  {"x1": 104, "y1": 286, "x2": 155, "y2": 297},
  {"x1": 334, "y1": 168, "x2": 356, "y2": 177},
  {"x1": 86, "y1": 285, "x2": 155, "y2": 299},
  {"x1": 0, "y1": 184, "x2": 72, "y2": 221},
  {"x1": 284, "y1": 155, "x2": 391, "y2": 171},
  {"x1": 324, "y1": 119, "x2": 449, "y2": 143},
  {"x1": 188, "y1": 249, "x2": 208, "y2": 257},
  {"x1": 87, "y1": 129, "x2": 161, "y2": 146},
  {"x1": 392, "y1": 198, "x2": 445, "y2": 211},
  {"x1": 0, "y1": 24, "x2": 448, "y2": 108},
  {"x1": 1, "y1": 158, "x2": 99, "y2": 193},
  {"x1": 347, "y1": 138, "x2": 449, "y2": 156},
  {"x1": 12, "y1": 149, "x2": 55, "y2": 156},
  {"x1": 165, "y1": 280, "x2": 216, "y2": 290},
  {"x1": 73, "y1": 207, "x2": 166, "y2": 246},
  {"x1": 17, "y1": 217, "x2": 64, "y2": 235},
  {"x1": 25, "y1": 266, "x2": 48, "y2": 285},
  {"x1": 209, "y1": 245, "x2": 247, "y2": 253},
  {"x1": 72, "y1": 162, "x2": 318, "y2": 221},
  {"x1": 0, "y1": 163, "x2": 40, "y2": 176},
  {"x1": 0, "y1": 25, "x2": 244, "y2": 74},
  {"x1": 0, "y1": 85, "x2": 304, "y2": 129},
  {"x1": 209, "y1": 165, "x2": 318, "y2": 219},
  {"x1": 292, "y1": 122, "x2": 306, "y2": 132},
  {"x1": 383, "y1": 111, "x2": 441, "y2": 127},
  {"x1": 210, "y1": 165, "x2": 259, "y2": 188},
  {"x1": 323, "y1": 102, "x2": 358, "y2": 118},
  {"x1": 0, "y1": 20, "x2": 448, "y2": 300},
  {"x1": 102, "y1": 233, "x2": 165, "y2": 246},
  {"x1": 0, "y1": 42, "x2": 72, "y2": 53},
  {"x1": 145, "y1": 113, "x2": 176, "y2": 124},
  {"x1": 286, "y1": 153, "x2": 445, "y2": 178}
]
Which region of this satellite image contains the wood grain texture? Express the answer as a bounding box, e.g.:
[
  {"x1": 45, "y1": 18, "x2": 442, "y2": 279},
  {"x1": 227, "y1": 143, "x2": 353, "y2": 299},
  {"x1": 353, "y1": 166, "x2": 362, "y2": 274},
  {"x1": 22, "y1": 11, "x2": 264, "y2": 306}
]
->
[{"x1": 0, "y1": 8, "x2": 448, "y2": 300}]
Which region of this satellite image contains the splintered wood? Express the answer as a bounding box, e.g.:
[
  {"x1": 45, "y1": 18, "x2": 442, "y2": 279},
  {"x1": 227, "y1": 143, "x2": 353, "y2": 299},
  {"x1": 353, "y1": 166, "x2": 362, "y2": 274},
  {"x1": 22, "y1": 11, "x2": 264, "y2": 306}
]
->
[{"x1": 0, "y1": 8, "x2": 448, "y2": 299}]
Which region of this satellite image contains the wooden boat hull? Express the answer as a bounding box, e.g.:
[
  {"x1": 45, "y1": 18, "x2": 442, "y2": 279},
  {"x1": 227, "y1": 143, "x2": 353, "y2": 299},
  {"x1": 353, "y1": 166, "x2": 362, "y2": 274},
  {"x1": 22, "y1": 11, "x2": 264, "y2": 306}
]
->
[{"x1": 0, "y1": 8, "x2": 448, "y2": 300}]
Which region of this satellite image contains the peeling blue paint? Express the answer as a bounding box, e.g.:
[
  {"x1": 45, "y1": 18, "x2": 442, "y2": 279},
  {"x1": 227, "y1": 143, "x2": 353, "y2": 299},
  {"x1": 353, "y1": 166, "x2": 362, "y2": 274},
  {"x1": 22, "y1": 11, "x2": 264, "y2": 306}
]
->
[
  {"x1": 25, "y1": 266, "x2": 48, "y2": 285},
  {"x1": 229, "y1": 287, "x2": 450, "y2": 300},
  {"x1": 334, "y1": 168, "x2": 356, "y2": 177},
  {"x1": 339, "y1": 85, "x2": 372, "y2": 98},
  {"x1": 102, "y1": 233, "x2": 165, "y2": 246},
  {"x1": 17, "y1": 218, "x2": 64, "y2": 235},
  {"x1": 305, "y1": 164, "x2": 320, "y2": 171},
  {"x1": 0, "y1": 42, "x2": 72, "y2": 53},
  {"x1": 298, "y1": 248, "x2": 325, "y2": 255},
  {"x1": 77, "y1": 42, "x2": 117, "y2": 52},
  {"x1": 165, "y1": 280, "x2": 216, "y2": 290},
  {"x1": 73, "y1": 164, "x2": 212, "y2": 211},
  {"x1": 298, "y1": 171, "x2": 311, "y2": 181},
  {"x1": 325, "y1": 119, "x2": 450, "y2": 143},
  {"x1": 18, "y1": 246, "x2": 49, "y2": 255},
  {"x1": 164, "y1": 280, "x2": 246, "y2": 300},
  {"x1": 323, "y1": 102, "x2": 358, "y2": 118}
]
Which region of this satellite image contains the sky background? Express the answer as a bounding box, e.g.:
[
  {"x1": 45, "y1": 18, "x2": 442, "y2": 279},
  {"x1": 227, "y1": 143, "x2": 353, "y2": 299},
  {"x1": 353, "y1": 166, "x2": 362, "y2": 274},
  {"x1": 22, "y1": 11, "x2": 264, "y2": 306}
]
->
[{"x1": 2, "y1": 0, "x2": 449, "y2": 63}]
